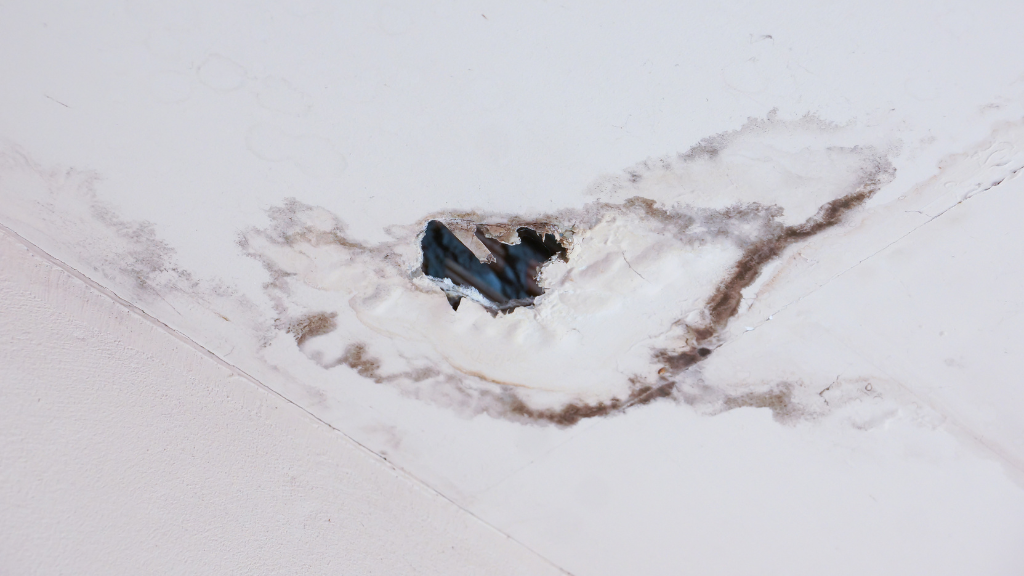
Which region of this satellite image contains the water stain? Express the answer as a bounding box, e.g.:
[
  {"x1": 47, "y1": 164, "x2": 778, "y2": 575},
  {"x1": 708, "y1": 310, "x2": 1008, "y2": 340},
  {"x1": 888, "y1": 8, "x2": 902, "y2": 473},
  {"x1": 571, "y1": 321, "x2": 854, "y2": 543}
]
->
[
  {"x1": 235, "y1": 113, "x2": 898, "y2": 426},
  {"x1": 722, "y1": 383, "x2": 802, "y2": 423},
  {"x1": 19, "y1": 114, "x2": 1024, "y2": 440},
  {"x1": 246, "y1": 185, "x2": 888, "y2": 425},
  {"x1": 542, "y1": 179, "x2": 890, "y2": 425},
  {"x1": 286, "y1": 312, "x2": 338, "y2": 346}
]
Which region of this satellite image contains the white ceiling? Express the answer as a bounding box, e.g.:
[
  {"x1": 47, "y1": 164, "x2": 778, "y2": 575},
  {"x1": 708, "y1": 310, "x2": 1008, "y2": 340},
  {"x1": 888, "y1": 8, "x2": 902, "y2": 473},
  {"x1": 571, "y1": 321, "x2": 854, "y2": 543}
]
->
[{"x1": 2, "y1": 0, "x2": 1024, "y2": 573}]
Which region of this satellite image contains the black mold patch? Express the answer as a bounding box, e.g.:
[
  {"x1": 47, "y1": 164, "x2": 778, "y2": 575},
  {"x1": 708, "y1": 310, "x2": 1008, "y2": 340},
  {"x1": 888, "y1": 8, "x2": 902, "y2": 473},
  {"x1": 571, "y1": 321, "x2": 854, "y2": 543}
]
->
[{"x1": 420, "y1": 220, "x2": 568, "y2": 312}]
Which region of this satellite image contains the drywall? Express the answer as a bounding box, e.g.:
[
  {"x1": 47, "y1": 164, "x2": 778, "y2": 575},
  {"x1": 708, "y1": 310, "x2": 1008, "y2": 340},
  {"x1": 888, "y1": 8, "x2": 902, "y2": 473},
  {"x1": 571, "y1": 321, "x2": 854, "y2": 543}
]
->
[
  {"x1": 4, "y1": 1, "x2": 1024, "y2": 573},
  {"x1": 0, "y1": 228, "x2": 565, "y2": 576}
]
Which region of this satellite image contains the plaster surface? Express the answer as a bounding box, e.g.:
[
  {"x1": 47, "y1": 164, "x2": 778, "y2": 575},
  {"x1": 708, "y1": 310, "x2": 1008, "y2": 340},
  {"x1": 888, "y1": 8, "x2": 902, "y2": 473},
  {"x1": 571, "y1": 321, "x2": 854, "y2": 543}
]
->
[
  {"x1": 3, "y1": 0, "x2": 1024, "y2": 573},
  {"x1": 0, "y1": 229, "x2": 564, "y2": 576}
]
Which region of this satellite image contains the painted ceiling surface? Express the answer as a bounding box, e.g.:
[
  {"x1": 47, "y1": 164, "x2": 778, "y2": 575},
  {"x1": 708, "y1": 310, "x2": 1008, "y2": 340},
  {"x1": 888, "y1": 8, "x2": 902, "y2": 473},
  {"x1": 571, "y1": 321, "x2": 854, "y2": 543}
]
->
[{"x1": 3, "y1": 1, "x2": 1024, "y2": 573}]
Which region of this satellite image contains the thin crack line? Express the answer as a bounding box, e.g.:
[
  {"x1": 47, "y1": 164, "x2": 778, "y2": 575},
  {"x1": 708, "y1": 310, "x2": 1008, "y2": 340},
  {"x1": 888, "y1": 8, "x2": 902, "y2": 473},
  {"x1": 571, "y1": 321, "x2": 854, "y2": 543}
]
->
[{"x1": 622, "y1": 251, "x2": 649, "y2": 282}]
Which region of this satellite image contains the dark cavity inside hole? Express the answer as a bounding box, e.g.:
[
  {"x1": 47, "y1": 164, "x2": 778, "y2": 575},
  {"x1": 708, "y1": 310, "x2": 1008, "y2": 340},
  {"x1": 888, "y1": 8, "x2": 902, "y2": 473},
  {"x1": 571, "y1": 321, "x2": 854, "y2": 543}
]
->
[{"x1": 421, "y1": 220, "x2": 568, "y2": 312}]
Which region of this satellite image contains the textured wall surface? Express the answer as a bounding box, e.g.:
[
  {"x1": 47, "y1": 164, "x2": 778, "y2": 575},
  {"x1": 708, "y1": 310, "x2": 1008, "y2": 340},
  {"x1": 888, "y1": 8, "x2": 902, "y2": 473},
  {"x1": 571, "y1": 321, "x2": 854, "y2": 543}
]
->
[{"x1": 0, "y1": 228, "x2": 564, "y2": 575}]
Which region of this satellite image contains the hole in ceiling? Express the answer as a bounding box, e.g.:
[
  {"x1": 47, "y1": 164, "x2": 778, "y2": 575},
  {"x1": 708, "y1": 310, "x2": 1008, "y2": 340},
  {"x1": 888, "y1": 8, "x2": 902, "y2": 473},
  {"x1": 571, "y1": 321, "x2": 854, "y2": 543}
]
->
[{"x1": 420, "y1": 220, "x2": 568, "y2": 313}]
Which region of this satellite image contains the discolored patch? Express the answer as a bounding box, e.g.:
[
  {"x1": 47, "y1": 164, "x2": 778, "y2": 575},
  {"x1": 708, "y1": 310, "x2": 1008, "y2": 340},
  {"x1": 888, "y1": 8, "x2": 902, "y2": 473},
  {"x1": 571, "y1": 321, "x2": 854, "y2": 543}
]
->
[
  {"x1": 238, "y1": 113, "x2": 899, "y2": 426},
  {"x1": 286, "y1": 312, "x2": 338, "y2": 346},
  {"x1": 334, "y1": 343, "x2": 383, "y2": 380},
  {"x1": 723, "y1": 383, "x2": 802, "y2": 423}
]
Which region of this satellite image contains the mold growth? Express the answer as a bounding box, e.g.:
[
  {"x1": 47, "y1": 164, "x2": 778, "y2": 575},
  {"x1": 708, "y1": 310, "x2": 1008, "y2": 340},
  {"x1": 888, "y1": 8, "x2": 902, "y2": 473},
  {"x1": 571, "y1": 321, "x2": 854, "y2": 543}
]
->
[
  {"x1": 420, "y1": 220, "x2": 568, "y2": 312},
  {"x1": 239, "y1": 113, "x2": 899, "y2": 427}
]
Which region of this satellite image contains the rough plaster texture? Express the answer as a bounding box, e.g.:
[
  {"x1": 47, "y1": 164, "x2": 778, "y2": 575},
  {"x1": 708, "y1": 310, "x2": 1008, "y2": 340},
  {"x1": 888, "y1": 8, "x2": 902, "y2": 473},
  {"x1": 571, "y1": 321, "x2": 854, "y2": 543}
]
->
[{"x1": 0, "y1": 228, "x2": 565, "y2": 576}]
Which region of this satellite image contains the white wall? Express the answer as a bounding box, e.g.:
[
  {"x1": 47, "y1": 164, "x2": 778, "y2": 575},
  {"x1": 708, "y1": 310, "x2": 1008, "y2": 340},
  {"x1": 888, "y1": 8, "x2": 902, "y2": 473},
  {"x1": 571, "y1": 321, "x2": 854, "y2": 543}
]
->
[{"x1": 0, "y1": 228, "x2": 565, "y2": 576}]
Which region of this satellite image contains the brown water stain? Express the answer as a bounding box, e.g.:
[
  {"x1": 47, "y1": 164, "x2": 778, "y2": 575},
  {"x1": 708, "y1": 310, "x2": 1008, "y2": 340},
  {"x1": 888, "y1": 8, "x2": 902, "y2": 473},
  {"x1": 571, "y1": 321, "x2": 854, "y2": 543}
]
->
[
  {"x1": 286, "y1": 312, "x2": 338, "y2": 346},
  {"x1": 242, "y1": 116, "x2": 896, "y2": 427}
]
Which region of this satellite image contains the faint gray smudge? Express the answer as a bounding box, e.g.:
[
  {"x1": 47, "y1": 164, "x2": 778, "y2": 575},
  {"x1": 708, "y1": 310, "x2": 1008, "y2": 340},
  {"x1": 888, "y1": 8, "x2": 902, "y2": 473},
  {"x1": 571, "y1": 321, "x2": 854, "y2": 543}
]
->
[{"x1": 0, "y1": 146, "x2": 258, "y2": 323}]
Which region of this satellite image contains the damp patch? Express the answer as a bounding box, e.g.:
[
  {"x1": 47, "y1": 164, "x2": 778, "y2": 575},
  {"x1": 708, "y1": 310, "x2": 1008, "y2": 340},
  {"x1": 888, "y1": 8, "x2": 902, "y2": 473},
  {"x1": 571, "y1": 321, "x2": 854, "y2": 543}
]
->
[
  {"x1": 420, "y1": 220, "x2": 568, "y2": 312},
  {"x1": 9, "y1": 114, "x2": 1024, "y2": 441},
  {"x1": 235, "y1": 113, "x2": 908, "y2": 425}
]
